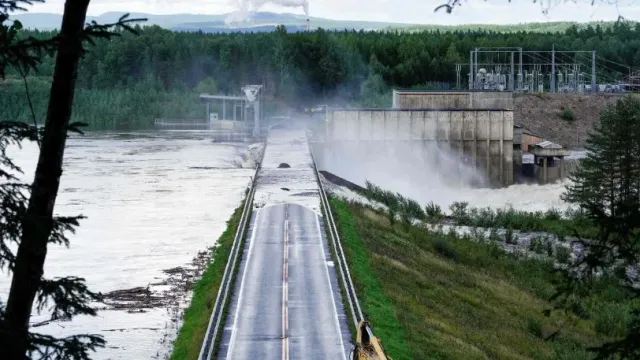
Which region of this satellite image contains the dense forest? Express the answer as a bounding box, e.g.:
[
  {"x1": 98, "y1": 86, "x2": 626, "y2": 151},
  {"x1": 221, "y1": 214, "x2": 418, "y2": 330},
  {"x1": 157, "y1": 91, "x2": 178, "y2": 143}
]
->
[
  {"x1": 398, "y1": 20, "x2": 634, "y2": 33},
  {"x1": 2, "y1": 21, "x2": 640, "y2": 129}
]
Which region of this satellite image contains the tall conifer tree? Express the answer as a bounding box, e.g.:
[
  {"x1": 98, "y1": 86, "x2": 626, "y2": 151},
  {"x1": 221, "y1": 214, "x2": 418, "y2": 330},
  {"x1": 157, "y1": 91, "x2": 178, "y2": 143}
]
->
[{"x1": 559, "y1": 95, "x2": 640, "y2": 359}]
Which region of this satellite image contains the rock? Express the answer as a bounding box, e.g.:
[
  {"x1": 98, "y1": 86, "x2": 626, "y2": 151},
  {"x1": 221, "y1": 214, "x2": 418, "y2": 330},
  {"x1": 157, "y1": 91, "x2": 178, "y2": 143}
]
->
[{"x1": 278, "y1": 163, "x2": 291, "y2": 168}]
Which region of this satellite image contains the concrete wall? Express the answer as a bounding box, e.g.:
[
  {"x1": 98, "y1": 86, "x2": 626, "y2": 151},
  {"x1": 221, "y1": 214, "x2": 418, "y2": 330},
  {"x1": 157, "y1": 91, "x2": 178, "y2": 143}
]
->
[
  {"x1": 392, "y1": 90, "x2": 514, "y2": 110},
  {"x1": 315, "y1": 109, "x2": 515, "y2": 188},
  {"x1": 534, "y1": 164, "x2": 562, "y2": 184},
  {"x1": 326, "y1": 109, "x2": 514, "y2": 145}
]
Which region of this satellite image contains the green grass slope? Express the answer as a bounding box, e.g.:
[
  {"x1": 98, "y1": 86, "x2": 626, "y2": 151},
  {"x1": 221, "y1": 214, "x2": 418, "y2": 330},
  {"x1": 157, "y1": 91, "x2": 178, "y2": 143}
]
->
[{"x1": 330, "y1": 198, "x2": 622, "y2": 360}]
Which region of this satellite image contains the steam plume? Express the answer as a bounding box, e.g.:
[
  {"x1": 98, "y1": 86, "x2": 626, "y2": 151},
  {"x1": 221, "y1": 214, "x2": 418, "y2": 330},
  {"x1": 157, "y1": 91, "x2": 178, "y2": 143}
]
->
[{"x1": 225, "y1": 0, "x2": 309, "y2": 24}]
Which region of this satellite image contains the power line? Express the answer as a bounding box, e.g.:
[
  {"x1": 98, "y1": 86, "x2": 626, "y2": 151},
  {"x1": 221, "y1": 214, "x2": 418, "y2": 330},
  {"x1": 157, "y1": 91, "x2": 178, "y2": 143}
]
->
[
  {"x1": 596, "y1": 54, "x2": 631, "y2": 70},
  {"x1": 465, "y1": 46, "x2": 631, "y2": 93}
]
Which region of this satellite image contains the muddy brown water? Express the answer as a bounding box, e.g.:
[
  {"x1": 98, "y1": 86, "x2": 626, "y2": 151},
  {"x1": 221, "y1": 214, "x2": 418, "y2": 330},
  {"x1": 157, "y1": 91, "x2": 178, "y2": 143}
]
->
[{"x1": 0, "y1": 131, "x2": 257, "y2": 360}]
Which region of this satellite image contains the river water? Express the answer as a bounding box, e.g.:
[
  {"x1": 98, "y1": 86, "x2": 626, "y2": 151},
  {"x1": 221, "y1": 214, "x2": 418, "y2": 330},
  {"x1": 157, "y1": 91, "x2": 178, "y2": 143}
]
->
[
  {"x1": 312, "y1": 140, "x2": 574, "y2": 213},
  {"x1": 0, "y1": 130, "x2": 571, "y2": 359},
  {"x1": 0, "y1": 131, "x2": 255, "y2": 360}
]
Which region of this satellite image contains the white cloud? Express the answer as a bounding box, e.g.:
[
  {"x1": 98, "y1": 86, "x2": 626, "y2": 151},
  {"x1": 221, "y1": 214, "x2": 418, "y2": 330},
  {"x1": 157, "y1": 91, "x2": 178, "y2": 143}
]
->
[{"x1": 22, "y1": 0, "x2": 640, "y2": 24}]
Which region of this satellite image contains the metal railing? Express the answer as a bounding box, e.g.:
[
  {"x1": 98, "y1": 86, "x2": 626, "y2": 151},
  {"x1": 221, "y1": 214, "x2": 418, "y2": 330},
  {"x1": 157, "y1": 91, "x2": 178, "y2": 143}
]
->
[
  {"x1": 308, "y1": 143, "x2": 364, "y2": 328},
  {"x1": 309, "y1": 144, "x2": 390, "y2": 359},
  {"x1": 153, "y1": 119, "x2": 210, "y2": 129},
  {"x1": 197, "y1": 141, "x2": 266, "y2": 360}
]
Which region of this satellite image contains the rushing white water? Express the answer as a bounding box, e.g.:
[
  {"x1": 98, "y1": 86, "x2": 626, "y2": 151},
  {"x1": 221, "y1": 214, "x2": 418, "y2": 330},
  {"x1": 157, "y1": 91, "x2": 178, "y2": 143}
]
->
[
  {"x1": 315, "y1": 140, "x2": 573, "y2": 213},
  {"x1": 428, "y1": 180, "x2": 573, "y2": 213},
  {"x1": 0, "y1": 131, "x2": 255, "y2": 360},
  {"x1": 321, "y1": 171, "x2": 571, "y2": 216}
]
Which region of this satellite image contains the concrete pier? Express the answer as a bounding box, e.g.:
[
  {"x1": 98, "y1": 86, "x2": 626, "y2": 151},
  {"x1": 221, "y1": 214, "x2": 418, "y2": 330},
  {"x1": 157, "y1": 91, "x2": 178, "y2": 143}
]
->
[{"x1": 530, "y1": 141, "x2": 570, "y2": 184}]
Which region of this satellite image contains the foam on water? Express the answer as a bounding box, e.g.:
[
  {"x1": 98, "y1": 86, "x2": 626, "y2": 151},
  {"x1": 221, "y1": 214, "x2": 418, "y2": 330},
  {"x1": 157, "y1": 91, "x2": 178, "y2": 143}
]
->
[{"x1": 253, "y1": 128, "x2": 320, "y2": 213}]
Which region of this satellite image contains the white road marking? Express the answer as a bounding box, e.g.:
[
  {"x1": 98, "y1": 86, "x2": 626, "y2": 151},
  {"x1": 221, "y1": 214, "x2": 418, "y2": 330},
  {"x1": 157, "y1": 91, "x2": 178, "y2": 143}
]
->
[
  {"x1": 226, "y1": 209, "x2": 261, "y2": 360},
  {"x1": 282, "y1": 219, "x2": 290, "y2": 360},
  {"x1": 315, "y1": 214, "x2": 348, "y2": 360}
]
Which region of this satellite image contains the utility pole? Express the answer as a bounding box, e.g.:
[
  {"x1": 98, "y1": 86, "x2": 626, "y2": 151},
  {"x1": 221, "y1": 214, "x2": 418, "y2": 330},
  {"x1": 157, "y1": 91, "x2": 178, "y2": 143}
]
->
[
  {"x1": 510, "y1": 51, "x2": 515, "y2": 91},
  {"x1": 551, "y1": 44, "x2": 556, "y2": 93},
  {"x1": 469, "y1": 50, "x2": 474, "y2": 90},
  {"x1": 518, "y1": 48, "x2": 523, "y2": 91},
  {"x1": 474, "y1": 48, "x2": 478, "y2": 90},
  {"x1": 591, "y1": 50, "x2": 597, "y2": 93}
]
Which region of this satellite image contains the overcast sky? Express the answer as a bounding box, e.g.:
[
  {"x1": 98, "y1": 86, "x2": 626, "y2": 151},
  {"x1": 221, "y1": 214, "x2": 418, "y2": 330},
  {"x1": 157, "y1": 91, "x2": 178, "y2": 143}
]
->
[{"x1": 23, "y1": 0, "x2": 640, "y2": 25}]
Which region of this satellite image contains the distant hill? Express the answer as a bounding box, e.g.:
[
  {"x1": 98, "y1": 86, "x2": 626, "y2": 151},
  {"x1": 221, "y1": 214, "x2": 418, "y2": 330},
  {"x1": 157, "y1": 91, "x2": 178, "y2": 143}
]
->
[
  {"x1": 12, "y1": 12, "x2": 229, "y2": 29},
  {"x1": 11, "y1": 11, "x2": 414, "y2": 32},
  {"x1": 11, "y1": 11, "x2": 633, "y2": 34}
]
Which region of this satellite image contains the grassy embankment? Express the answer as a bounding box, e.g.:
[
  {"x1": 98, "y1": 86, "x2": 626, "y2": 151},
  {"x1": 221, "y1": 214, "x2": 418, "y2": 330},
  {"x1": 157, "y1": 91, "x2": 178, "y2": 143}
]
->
[
  {"x1": 169, "y1": 200, "x2": 247, "y2": 360},
  {"x1": 330, "y1": 196, "x2": 633, "y2": 360}
]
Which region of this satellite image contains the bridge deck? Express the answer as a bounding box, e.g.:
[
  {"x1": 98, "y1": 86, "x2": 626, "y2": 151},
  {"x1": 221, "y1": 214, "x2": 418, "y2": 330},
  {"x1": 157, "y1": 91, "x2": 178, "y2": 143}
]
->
[{"x1": 217, "y1": 128, "x2": 352, "y2": 360}]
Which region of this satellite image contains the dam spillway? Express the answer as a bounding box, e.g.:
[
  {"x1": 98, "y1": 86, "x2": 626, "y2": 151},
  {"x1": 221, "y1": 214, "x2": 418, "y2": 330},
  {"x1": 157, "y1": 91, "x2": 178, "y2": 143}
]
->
[{"x1": 311, "y1": 106, "x2": 515, "y2": 189}]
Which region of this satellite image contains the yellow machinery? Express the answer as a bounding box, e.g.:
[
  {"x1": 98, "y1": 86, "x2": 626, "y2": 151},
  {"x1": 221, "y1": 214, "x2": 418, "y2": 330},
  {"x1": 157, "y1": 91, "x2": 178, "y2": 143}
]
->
[{"x1": 350, "y1": 321, "x2": 390, "y2": 360}]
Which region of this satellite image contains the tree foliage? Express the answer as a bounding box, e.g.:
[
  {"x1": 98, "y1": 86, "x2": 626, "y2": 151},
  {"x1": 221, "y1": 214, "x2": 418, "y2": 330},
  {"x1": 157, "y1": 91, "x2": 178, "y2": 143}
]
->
[
  {"x1": 557, "y1": 95, "x2": 640, "y2": 359},
  {"x1": 1, "y1": 21, "x2": 639, "y2": 129},
  {"x1": 4, "y1": 21, "x2": 640, "y2": 101},
  {"x1": 0, "y1": 1, "x2": 144, "y2": 359}
]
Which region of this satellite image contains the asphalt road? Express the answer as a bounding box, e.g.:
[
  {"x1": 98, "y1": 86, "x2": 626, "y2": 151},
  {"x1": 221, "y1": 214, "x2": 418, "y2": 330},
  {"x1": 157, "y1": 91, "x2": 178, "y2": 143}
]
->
[{"x1": 217, "y1": 202, "x2": 350, "y2": 360}]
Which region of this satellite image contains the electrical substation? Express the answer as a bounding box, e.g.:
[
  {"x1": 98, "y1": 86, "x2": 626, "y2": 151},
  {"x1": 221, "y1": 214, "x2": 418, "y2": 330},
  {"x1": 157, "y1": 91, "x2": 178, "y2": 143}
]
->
[{"x1": 457, "y1": 47, "x2": 633, "y2": 93}]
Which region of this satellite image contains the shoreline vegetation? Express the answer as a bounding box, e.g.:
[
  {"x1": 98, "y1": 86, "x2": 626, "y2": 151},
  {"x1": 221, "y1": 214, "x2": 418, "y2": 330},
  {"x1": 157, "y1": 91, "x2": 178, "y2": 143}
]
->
[
  {"x1": 325, "y1": 179, "x2": 636, "y2": 359},
  {"x1": 363, "y1": 180, "x2": 597, "y2": 238},
  {"x1": 329, "y1": 193, "x2": 631, "y2": 359},
  {"x1": 168, "y1": 200, "x2": 245, "y2": 360}
]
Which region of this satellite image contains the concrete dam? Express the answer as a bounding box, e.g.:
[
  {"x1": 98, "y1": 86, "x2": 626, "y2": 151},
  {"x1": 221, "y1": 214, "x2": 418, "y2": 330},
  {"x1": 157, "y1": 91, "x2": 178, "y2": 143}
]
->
[{"x1": 310, "y1": 91, "x2": 515, "y2": 192}]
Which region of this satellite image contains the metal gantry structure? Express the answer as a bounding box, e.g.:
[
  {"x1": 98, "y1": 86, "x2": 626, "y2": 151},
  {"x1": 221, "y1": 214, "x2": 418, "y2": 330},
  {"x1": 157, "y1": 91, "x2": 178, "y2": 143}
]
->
[
  {"x1": 458, "y1": 46, "x2": 631, "y2": 93},
  {"x1": 198, "y1": 84, "x2": 263, "y2": 136},
  {"x1": 200, "y1": 94, "x2": 248, "y2": 122}
]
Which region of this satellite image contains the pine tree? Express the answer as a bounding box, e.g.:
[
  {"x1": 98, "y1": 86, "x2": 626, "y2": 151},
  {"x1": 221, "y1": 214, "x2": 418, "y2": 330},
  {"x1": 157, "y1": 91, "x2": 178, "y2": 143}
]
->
[
  {"x1": 563, "y1": 96, "x2": 640, "y2": 217},
  {"x1": 558, "y1": 95, "x2": 640, "y2": 359},
  {"x1": 0, "y1": 1, "x2": 144, "y2": 359}
]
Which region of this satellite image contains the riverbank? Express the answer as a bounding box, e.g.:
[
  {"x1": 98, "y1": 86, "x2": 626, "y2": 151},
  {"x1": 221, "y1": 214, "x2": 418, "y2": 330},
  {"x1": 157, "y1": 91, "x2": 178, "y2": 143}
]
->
[
  {"x1": 169, "y1": 200, "x2": 245, "y2": 360},
  {"x1": 329, "y1": 197, "x2": 630, "y2": 359}
]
